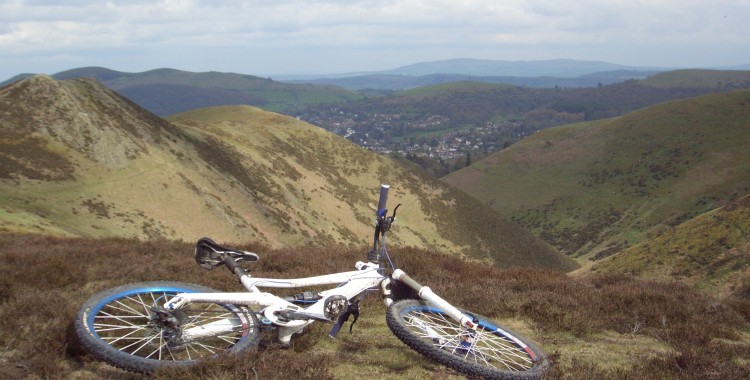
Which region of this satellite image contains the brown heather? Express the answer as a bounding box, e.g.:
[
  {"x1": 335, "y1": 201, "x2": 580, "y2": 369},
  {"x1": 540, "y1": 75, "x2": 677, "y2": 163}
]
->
[{"x1": 1, "y1": 233, "x2": 749, "y2": 379}]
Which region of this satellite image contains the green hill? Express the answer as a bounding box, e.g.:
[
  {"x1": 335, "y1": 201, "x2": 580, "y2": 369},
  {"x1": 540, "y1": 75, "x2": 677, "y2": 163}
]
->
[
  {"x1": 297, "y1": 70, "x2": 750, "y2": 157},
  {"x1": 0, "y1": 75, "x2": 573, "y2": 270},
  {"x1": 580, "y1": 194, "x2": 750, "y2": 296},
  {"x1": 443, "y1": 89, "x2": 750, "y2": 263},
  {"x1": 641, "y1": 69, "x2": 750, "y2": 89},
  {"x1": 52, "y1": 67, "x2": 363, "y2": 115}
]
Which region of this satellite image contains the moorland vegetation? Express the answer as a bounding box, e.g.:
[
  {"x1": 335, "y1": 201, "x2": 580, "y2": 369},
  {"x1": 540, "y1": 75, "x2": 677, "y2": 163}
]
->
[
  {"x1": 1, "y1": 68, "x2": 750, "y2": 379},
  {"x1": 1, "y1": 233, "x2": 749, "y2": 379},
  {"x1": 445, "y1": 88, "x2": 750, "y2": 265}
]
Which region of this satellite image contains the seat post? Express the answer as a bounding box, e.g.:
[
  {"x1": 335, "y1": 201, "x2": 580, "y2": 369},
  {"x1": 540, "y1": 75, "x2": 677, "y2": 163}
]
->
[{"x1": 222, "y1": 254, "x2": 248, "y2": 277}]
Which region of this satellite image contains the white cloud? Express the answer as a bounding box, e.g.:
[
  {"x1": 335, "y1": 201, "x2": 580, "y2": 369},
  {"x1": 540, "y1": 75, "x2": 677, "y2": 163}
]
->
[{"x1": 1, "y1": 0, "x2": 749, "y2": 79}]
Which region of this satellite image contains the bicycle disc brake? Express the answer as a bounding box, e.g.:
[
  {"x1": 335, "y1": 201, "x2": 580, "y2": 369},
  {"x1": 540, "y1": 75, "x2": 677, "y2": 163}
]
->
[{"x1": 150, "y1": 306, "x2": 188, "y2": 350}]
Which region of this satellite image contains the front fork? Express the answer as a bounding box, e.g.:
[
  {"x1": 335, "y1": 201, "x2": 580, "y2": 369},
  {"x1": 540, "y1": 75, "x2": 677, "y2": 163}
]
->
[
  {"x1": 390, "y1": 269, "x2": 478, "y2": 330},
  {"x1": 381, "y1": 276, "x2": 394, "y2": 307}
]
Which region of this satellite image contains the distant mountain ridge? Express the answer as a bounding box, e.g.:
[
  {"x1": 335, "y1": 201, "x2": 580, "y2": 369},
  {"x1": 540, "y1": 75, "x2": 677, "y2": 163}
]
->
[
  {"x1": 283, "y1": 70, "x2": 663, "y2": 90},
  {"x1": 3, "y1": 64, "x2": 749, "y2": 119},
  {"x1": 2, "y1": 66, "x2": 363, "y2": 116},
  {"x1": 0, "y1": 75, "x2": 575, "y2": 270},
  {"x1": 283, "y1": 59, "x2": 748, "y2": 90},
  {"x1": 385, "y1": 58, "x2": 663, "y2": 77},
  {"x1": 279, "y1": 58, "x2": 676, "y2": 90}
]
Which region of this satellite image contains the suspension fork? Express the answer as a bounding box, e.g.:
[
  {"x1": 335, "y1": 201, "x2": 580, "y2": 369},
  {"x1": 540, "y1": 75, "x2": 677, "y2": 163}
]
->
[{"x1": 391, "y1": 269, "x2": 477, "y2": 330}]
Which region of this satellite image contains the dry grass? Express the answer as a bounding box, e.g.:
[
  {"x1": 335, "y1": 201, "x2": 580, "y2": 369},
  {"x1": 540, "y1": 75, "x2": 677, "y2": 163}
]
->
[
  {"x1": 1, "y1": 233, "x2": 749, "y2": 379},
  {"x1": 1, "y1": 74, "x2": 570, "y2": 269}
]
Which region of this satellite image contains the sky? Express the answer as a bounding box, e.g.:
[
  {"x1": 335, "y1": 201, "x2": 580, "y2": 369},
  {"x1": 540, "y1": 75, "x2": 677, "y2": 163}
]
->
[{"x1": 1, "y1": 0, "x2": 749, "y2": 81}]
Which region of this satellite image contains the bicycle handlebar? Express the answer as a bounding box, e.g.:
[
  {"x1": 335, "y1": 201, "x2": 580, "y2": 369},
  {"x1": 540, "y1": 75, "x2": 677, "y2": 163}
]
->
[{"x1": 377, "y1": 184, "x2": 390, "y2": 218}]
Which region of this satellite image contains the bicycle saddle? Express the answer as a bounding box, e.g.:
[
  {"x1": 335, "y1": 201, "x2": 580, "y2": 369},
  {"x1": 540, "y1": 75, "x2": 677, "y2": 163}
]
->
[{"x1": 194, "y1": 237, "x2": 259, "y2": 270}]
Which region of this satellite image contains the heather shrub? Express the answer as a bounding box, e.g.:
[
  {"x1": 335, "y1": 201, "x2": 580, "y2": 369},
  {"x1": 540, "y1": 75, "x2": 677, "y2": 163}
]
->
[{"x1": 1, "y1": 233, "x2": 749, "y2": 379}]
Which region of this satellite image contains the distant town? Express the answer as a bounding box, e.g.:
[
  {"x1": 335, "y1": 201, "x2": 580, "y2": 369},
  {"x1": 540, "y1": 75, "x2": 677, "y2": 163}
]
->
[{"x1": 294, "y1": 106, "x2": 536, "y2": 169}]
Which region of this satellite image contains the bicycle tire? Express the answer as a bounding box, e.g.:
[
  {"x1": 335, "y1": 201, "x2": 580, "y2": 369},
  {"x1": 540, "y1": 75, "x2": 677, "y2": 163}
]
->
[
  {"x1": 386, "y1": 299, "x2": 548, "y2": 379},
  {"x1": 75, "y1": 281, "x2": 260, "y2": 373}
]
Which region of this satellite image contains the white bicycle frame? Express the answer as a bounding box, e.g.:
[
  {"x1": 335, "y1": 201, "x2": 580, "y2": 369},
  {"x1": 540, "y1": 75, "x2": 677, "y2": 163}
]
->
[
  {"x1": 162, "y1": 183, "x2": 480, "y2": 347},
  {"x1": 163, "y1": 261, "x2": 386, "y2": 344},
  {"x1": 162, "y1": 261, "x2": 478, "y2": 346}
]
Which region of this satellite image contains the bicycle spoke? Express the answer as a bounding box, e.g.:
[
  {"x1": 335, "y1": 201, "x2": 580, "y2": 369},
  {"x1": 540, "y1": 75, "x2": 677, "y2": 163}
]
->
[
  {"x1": 188, "y1": 341, "x2": 220, "y2": 356},
  {"x1": 149, "y1": 292, "x2": 159, "y2": 310},
  {"x1": 134, "y1": 293, "x2": 153, "y2": 316},
  {"x1": 78, "y1": 282, "x2": 260, "y2": 373},
  {"x1": 93, "y1": 323, "x2": 146, "y2": 332},
  {"x1": 124, "y1": 331, "x2": 161, "y2": 356},
  {"x1": 217, "y1": 335, "x2": 241, "y2": 345},
  {"x1": 403, "y1": 309, "x2": 533, "y2": 371},
  {"x1": 104, "y1": 301, "x2": 147, "y2": 318},
  {"x1": 171, "y1": 345, "x2": 182, "y2": 361},
  {"x1": 102, "y1": 327, "x2": 151, "y2": 346},
  {"x1": 474, "y1": 329, "x2": 533, "y2": 363}
]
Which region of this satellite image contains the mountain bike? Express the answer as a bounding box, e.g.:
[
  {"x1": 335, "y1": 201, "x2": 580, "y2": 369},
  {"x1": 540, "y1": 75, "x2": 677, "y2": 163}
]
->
[{"x1": 75, "y1": 184, "x2": 549, "y2": 379}]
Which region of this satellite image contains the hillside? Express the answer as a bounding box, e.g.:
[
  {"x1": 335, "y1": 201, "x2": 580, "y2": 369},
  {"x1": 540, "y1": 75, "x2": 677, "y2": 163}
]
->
[
  {"x1": 579, "y1": 194, "x2": 750, "y2": 297},
  {"x1": 443, "y1": 89, "x2": 750, "y2": 263},
  {"x1": 7, "y1": 67, "x2": 747, "y2": 168},
  {"x1": 1, "y1": 233, "x2": 749, "y2": 379},
  {"x1": 52, "y1": 67, "x2": 362, "y2": 115},
  {"x1": 0, "y1": 75, "x2": 573, "y2": 270},
  {"x1": 293, "y1": 70, "x2": 750, "y2": 175},
  {"x1": 376, "y1": 70, "x2": 750, "y2": 123},
  {"x1": 641, "y1": 69, "x2": 750, "y2": 89}
]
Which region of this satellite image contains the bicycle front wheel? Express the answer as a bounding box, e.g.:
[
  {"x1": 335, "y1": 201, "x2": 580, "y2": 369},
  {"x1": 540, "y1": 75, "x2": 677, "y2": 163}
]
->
[
  {"x1": 75, "y1": 281, "x2": 260, "y2": 373},
  {"x1": 386, "y1": 299, "x2": 548, "y2": 379}
]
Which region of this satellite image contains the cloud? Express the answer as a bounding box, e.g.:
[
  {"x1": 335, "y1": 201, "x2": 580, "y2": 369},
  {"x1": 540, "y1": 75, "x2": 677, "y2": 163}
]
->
[{"x1": 0, "y1": 0, "x2": 748, "y2": 79}]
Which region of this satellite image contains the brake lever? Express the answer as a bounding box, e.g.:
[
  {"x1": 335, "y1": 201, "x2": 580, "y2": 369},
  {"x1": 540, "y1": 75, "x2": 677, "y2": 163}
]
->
[{"x1": 390, "y1": 203, "x2": 401, "y2": 220}]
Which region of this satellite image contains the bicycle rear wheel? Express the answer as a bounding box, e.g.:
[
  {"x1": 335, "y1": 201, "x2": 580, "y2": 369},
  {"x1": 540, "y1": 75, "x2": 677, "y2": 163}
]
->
[
  {"x1": 75, "y1": 281, "x2": 260, "y2": 373},
  {"x1": 386, "y1": 299, "x2": 548, "y2": 379}
]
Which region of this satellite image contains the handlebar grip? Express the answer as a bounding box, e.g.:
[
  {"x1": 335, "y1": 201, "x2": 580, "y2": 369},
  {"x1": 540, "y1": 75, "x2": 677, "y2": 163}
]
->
[{"x1": 377, "y1": 184, "x2": 390, "y2": 217}]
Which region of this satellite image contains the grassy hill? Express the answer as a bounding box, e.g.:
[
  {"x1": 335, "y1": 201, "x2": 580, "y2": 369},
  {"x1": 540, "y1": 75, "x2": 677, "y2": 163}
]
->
[
  {"x1": 298, "y1": 70, "x2": 750, "y2": 149},
  {"x1": 1, "y1": 233, "x2": 748, "y2": 379},
  {"x1": 443, "y1": 89, "x2": 750, "y2": 264},
  {"x1": 51, "y1": 67, "x2": 363, "y2": 115},
  {"x1": 641, "y1": 69, "x2": 750, "y2": 89},
  {"x1": 579, "y1": 194, "x2": 750, "y2": 297},
  {"x1": 0, "y1": 75, "x2": 573, "y2": 270}
]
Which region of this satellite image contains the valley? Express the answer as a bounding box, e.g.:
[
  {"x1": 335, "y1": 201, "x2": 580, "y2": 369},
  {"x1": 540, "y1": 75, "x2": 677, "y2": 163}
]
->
[
  {"x1": 1, "y1": 68, "x2": 750, "y2": 379},
  {"x1": 444, "y1": 88, "x2": 750, "y2": 268},
  {"x1": 14, "y1": 67, "x2": 748, "y2": 177},
  {"x1": 292, "y1": 71, "x2": 750, "y2": 174},
  {"x1": 0, "y1": 75, "x2": 573, "y2": 270}
]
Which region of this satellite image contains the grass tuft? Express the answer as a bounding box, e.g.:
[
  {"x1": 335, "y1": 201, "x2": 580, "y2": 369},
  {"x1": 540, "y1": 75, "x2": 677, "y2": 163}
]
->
[{"x1": 0, "y1": 233, "x2": 749, "y2": 379}]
